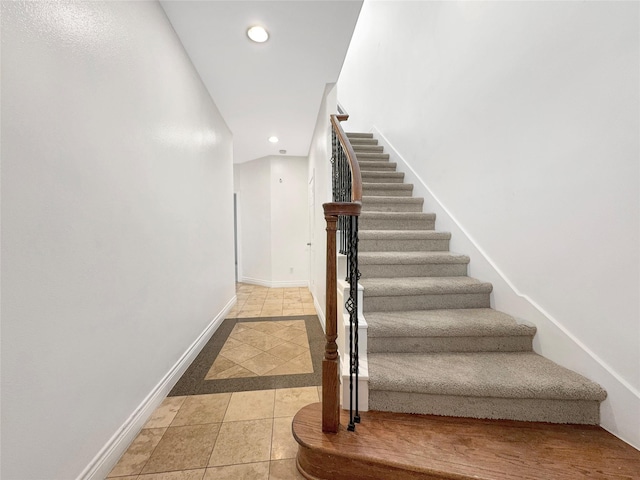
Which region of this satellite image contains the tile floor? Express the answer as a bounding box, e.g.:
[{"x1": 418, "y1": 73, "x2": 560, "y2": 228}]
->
[
  {"x1": 206, "y1": 320, "x2": 313, "y2": 380},
  {"x1": 227, "y1": 284, "x2": 316, "y2": 318},
  {"x1": 107, "y1": 284, "x2": 320, "y2": 480}
]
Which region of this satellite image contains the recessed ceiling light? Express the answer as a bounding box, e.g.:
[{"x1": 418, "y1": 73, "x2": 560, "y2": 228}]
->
[
  {"x1": 268, "y1": 136, "x2": 279, "y2": 143},
  {"x1": 247, "y1": 25, "x2": 269, "y2": 43}
]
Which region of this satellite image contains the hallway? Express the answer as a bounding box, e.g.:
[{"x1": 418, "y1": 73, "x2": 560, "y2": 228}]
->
[{"x1": 106, "y1": 284, "x2": 320, "y2": 479}]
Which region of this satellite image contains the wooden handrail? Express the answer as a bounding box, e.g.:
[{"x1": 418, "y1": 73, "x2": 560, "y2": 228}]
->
[
  {"x1": 330, "y1": 114, "x2": 362, "y2": 203},
  {"x1": 322, "y1": 114, "x2": 362, "y2": 434}
]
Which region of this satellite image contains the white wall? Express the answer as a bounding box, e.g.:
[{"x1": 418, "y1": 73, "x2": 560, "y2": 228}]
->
[
  {"x1": 1, "y1": 2, "x2": 235, "y2": 479},
  {"x1": 338, "y1": 1, "x2": 639, "y2": 447},
  {"x1": 307, "y1": 84, "x2": 339, "y2": 326},
  {"x1": 235, "y1": 158, "x2": 272, "y2": 284},
  {"x1": 234, "y1": 156, "x2": 310, "y2": 287}
]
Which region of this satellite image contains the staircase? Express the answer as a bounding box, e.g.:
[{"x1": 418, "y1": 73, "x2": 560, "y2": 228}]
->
[
  {"x1": 293, "y1": 130, "x2": 640, "y2": 480},
  {"x1": 349, "y1": 131, "x2": 607, "y2": 424},
  {"x1": 293, "y1": 131, "x2": 640, "y2": 480}
]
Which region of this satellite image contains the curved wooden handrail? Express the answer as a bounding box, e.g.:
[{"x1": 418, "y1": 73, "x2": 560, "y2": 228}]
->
[
  {"x1": 330, "y1": 114, "x2": 362, "y2": 203},
  {"x1": 322, "y1": 113, "x2": 363, "y2": 434}
]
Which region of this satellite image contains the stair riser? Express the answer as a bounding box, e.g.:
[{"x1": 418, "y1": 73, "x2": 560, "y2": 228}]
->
[
  {"x1": 362, "y1": 202, "x2": 424, "y2": 213},
  {"x1": 367, "y1": 336, "x2": 533, "y2": 354},
  {"x1": 360, "y1": 239, "x2": 450, "y2": 252},
  {"x1": 363, "y1": 293, "x2": 490, "y2": 312},
  {"x1": 362, "y1": 188, "x2": 413, "y2": 197},
  {"x1": 368, "y1": 391, "x2": 600, "y2": 425},
  {"x1": 361, "y1": 175, "x2": 405, "y2": 184},
  {"x1": 360, "y1": 218, "x2": 435, "y2": 230},
  {"x1": 360, "y1": 263, "x2": 467, "y2": 278},
  {"x1": 346, "y1": 133, "x2": 373, "y2": 139}
]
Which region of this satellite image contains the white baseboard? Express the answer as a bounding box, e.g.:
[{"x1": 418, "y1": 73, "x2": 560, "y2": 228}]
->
[
  {"x1": 77, "y1": 296, "x2": 237, "y2": 480},
  {"x1": 240, "y1": 276, "x2": 309, "y2": 288}
]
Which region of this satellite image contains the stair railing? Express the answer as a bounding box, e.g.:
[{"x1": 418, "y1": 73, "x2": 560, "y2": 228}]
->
[{"x1": 322, "y1": 113, "x2": 362, "y2": 433}]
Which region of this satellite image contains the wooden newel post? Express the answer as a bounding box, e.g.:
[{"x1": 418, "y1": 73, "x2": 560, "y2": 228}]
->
[{"x1": 322, "y1": 208, "x2": 340, "y2": 433}]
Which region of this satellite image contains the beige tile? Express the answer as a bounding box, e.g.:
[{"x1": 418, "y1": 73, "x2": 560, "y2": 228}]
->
[
  {"x1": 290, "y1": 322, "x2": 307, "y2": 331},
  {"x1": 303, "y1": 308, "x2": 317, "y2": 315},
  {"x1": 249, "y1": 322, "x2": 284, "y2": 334},
  {"x1": 242, "y1": 333, "x2": 287, "y2": 352},
  {"x1": 141, "y1": 424, "x2": 220, "y2": 474},
  {"x1": 270, "y1": 327, "x2": 306, "y2": 342},
  {"x1": 241, "y1": 352, "x2": 287, "y2": 376},
  {"x1": 261, "y1": 362, "x2": 306, "y2": 376},
  {"x1": 208, "y1": 419, "x2": 272, "y2": 466},
  {"x1": 262, "y1": 299, "x2": 284, "y2": 306},
  {"x1": 204, "y1": 462, "x2": 269, "y2": 480},
  {"x1": 108, "y1": 428, "x2": 166, "y2": 477},
  {"x1": 220, "y1": 343, "x2": 263, "y2": 363},
  {"x1": 276, "y1": 320, "x2": 304, "y2": 328},
  {"x1": 238, "y1": 310, "x2": 263, "y2": 318},
  {"x1": 274, "y1": 387, "x2": 319, "y2": 418},
  {"x1": 171, "y1": 393, "x2": 231, "y2": 426},
  {"x1": 289, "y1": 332, "x2": 310, "y2": 347},
  {"x1": 230, "y1": 327, "x2": 265, "y2": 343},
  {"x1": 109, "y1": 477, "x2": 138, "y2": 480},
  {"x1": 269, "y1": 459, "x2": 305, "y2": 480},
  {"x1": 260, "y1": 308, "x2": 284, "y2": 317},
  {"x1": 209, "y1": 363, "x2": 256, "y2": 379},
  {"x1": 138, "y1": 469, "x2": 206, "y2": 480},
  {"x1": 242, "y1": 298, "x2": 266, "y2": 306},
  {"x1": 230, "y1": 323, "x2": 252, "y2": 334},
  {"x1": 282, "y1": 309, "x2": 305, "y2": 316},
  {"x1": 224, "y1": 390, "x2": 275, "y2": 422},
  {"x1": 270, "y1": 417, "x2": 297, "y2": 460},
  {"x1": 288, "y1": 352, "x2": 313, "y2": 373},
  {"x1": 266, "y1": 341, "x2": 308, "y2": 361},
  {"x1": 144, "y1": 396, "x2": 186, "y2": 428},
  {"x1": 219, "y1": 336, "x2": 243, "y2": 353},
  {"x1": 204, "y1": 356, "x2": 237, "y2": 380},
  {"x1": 317, "y1": 386, "x2": 322, "y2": 398}
]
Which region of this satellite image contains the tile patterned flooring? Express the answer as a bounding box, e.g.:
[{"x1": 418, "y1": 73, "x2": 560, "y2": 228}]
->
[
  {"x1": 107, "y1": 284, "x2": 319, "y2": 480},
  {"x1": 206, "y1": 320, "x2": 313, "y2": 379}
]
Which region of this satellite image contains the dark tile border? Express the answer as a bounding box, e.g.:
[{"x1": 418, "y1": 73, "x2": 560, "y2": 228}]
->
[{"x1": 168, "y1": 315, "x2": 323, "y2": 396}]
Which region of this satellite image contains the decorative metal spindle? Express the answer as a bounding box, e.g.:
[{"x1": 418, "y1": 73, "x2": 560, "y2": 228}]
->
[
  {"x1": 351, "y1": 215, "x2": 360, "y2": 424},
  {"x1": 326, "y1": 115, "x2": 361, "y2": 433}
]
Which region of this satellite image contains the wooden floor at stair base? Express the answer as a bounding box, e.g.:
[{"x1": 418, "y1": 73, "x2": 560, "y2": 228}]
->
[{"x1": 292, "y1": 403, "x2": 640, "y2": 480}]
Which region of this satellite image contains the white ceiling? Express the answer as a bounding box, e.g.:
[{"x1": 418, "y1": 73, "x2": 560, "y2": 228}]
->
[{"x1": 160, "y1": 1, "x2": 363, "y2": 164}]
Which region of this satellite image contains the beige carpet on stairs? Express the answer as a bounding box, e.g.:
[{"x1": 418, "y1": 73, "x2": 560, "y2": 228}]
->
[{"x1": 348, "y1": 131, "x2": 607, "y2": 425}]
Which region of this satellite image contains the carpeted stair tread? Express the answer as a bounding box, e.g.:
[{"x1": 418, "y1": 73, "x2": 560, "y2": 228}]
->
[
  {"x1": 363, "y1": 182, "x2": 413, "y2": 191},
  {"x1": 361, "y1": 196, "x2": 424, "y2": 212},
  {"x1": 362, "y1": 196, "x2": 423, "y2": 205},
  {"x1": 359, "y1": 160, "x2": 396, "y2": 170},
  {"x1": 346, "y1": 132, "x2": 373, "y2": 139},
  {"x1": 359, "y1": 230, "x2": 451, "y2": 240},
  {"x1": 356, "y1": 153, "x2": 391, "y2": 161},
  {"x1": 360, "y1": 212, "x2": 435, "y2": 221},
  {"x1": 368, "y1": 352, "x2": 607, "y2": 402},
  {"x1": 348, "y1": 138, "x2": 378, "y2": 145},
  {"x1": 360, "y1": 251, "x2": 469, "y2": 265},
  {"x1": 353, "y1": 144, "x2": 384, "y2": 153},
  {"x1": 361, "y1": 276, "x2": 493, "y2": 297},
  {"x1": 361, "y1": 171, "x2": 405, "y2": 183},
  {"x1": 366, "y1": 308, "x2": 535, "y2": 338}
]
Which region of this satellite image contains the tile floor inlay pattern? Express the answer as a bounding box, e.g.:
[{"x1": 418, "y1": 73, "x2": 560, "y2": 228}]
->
[
  {"x1": 109, "y1": 284, "x2": 324, "y2": 479},
  {"x1": 206, "y1": 320, "x2": 313, "y2": 379}
]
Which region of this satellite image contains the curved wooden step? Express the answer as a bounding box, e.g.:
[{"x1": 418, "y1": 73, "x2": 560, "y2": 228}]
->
[{"x1": 293, "y1": 403, "x2": 640, "y2": 480}]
